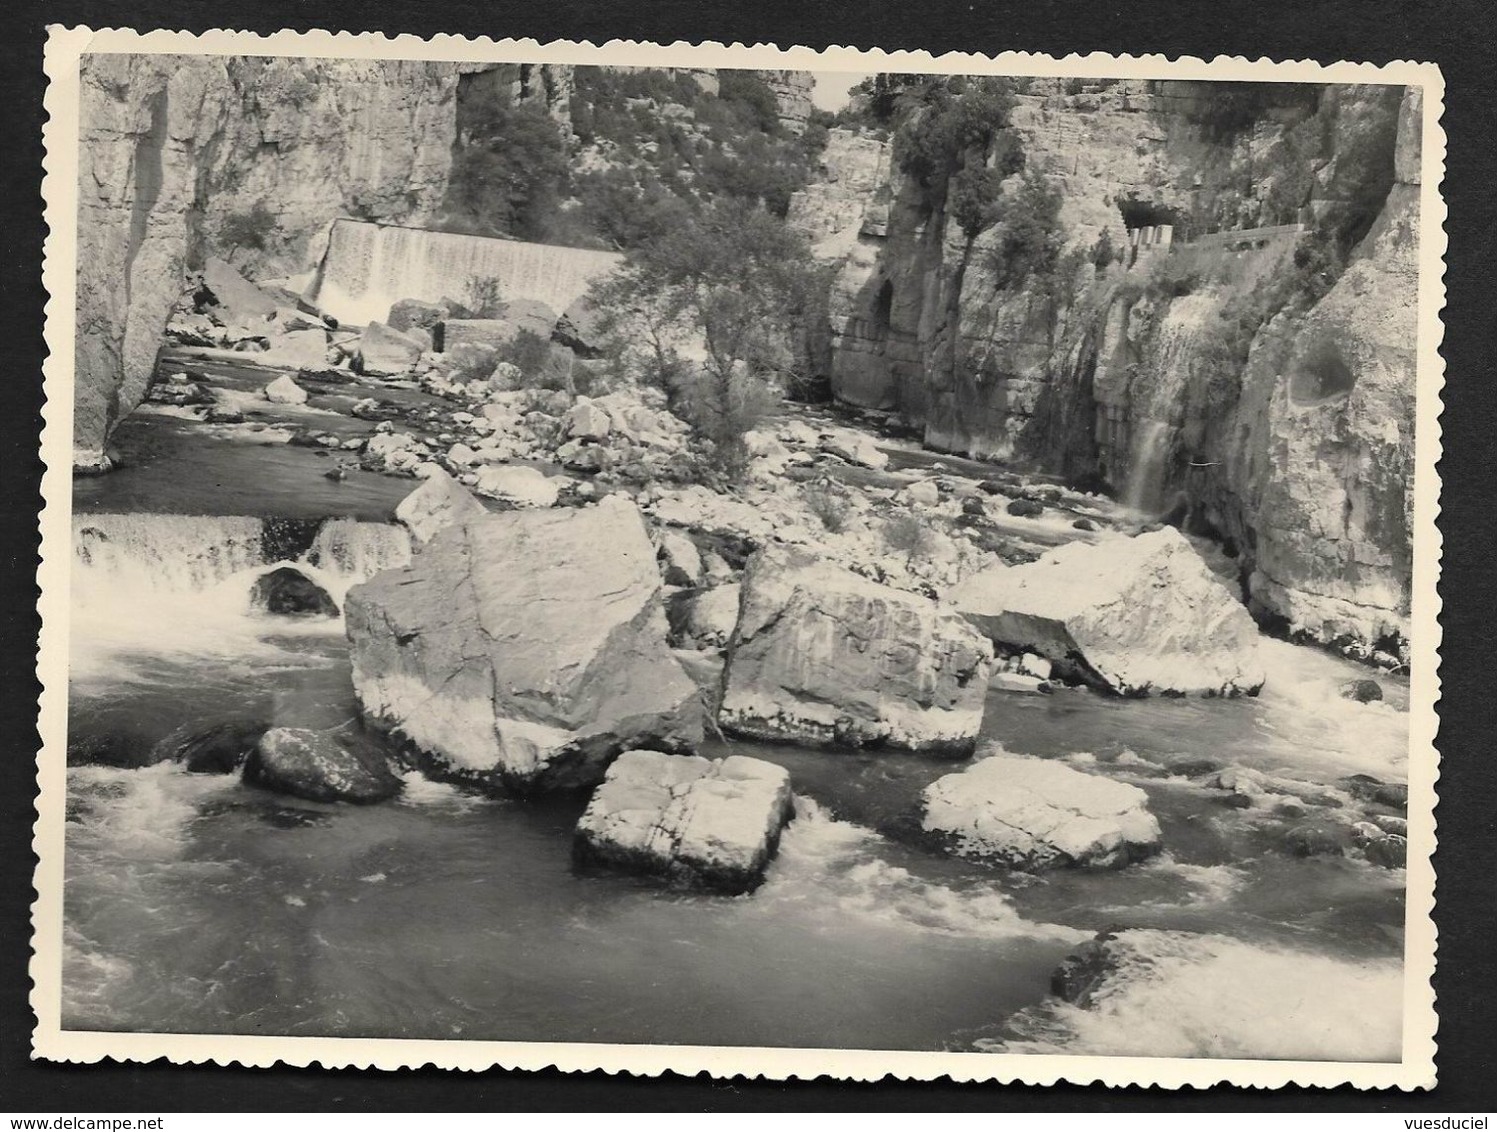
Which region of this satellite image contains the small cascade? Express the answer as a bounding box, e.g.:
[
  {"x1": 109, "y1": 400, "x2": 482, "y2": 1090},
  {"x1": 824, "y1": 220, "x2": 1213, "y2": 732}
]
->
[
  {"x1": 1122, "y1": 291, "x2": 1216, "y2": 513},
  {"x1": 69, "y1": 513, "x2": 409, "y2": 684},
  {"x1": 301, "y1": 518, "x2": 412, "y2": 598},
  {"x1": 73, "y1": 514, "x2": 265, "y2": 600},
  {"x1": 1124, "y1": 419, "x2": 1173, "y2": 512},
  {"x1": 310, "y1": 219, "x2": 622, "y2": 326}
]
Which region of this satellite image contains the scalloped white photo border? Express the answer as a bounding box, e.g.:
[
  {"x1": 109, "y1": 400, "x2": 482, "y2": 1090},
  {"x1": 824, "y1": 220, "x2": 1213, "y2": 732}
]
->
[{"x1": 33, "y1": 25, "x2": 1446, "y2": 1090}]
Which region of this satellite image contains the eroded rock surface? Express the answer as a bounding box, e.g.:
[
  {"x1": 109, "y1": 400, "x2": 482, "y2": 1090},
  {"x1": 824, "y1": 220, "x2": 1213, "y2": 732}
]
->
[
  {"x1": 719, "y1": 544, "x2": 993, "y2": 754},
  {"x1": 345, "y1": 497, "x2": 703, "y2": 792},
  {"x1": 574, "y1": 749, "x2": 794, "y2": 894}
]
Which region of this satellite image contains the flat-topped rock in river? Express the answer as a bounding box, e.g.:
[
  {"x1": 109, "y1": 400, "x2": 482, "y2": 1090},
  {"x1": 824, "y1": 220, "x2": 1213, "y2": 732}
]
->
[
  {"x1": 719, "y1": 544, "x2": 993, "y2": 754},
  {"x1": 344, "y1": 496, "x2": 703, "y2": 793},
  {"x1": 921, "y1": 753, "x2": 1162, "y2": 870},
  {"x1": 953, "y1": 526, "x2": 1266, "y2": 697},
  {"x1": 574, "y1": 749, "x2": 795, "y2": 894}
]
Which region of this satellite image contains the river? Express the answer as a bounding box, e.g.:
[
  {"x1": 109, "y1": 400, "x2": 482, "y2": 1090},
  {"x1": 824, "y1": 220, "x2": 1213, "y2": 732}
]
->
[{"x1": 59, "y1": 367, "x2": 1411, "y2": 1060}]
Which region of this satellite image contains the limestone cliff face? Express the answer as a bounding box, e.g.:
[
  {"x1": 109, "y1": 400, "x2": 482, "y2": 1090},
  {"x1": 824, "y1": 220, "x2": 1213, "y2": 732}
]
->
[
  {"x1": 804, "y1": 81, "x2": 1420, "y2": 654},
  {"x1": 71, "y1": 54, "x2": 571, "y2": 469}
]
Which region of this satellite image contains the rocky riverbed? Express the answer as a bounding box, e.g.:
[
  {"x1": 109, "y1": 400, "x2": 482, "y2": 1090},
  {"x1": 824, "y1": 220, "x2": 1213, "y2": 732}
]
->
[{"x1": 63, "y1": 263, "x2": 1412, "y2": 1057}]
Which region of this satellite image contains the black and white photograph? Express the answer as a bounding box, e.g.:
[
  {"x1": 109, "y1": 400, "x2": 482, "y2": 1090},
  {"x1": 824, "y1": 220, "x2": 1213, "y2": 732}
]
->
[{"x1": 33, "y1": 30, "x2": 1442, "y2": 1088}]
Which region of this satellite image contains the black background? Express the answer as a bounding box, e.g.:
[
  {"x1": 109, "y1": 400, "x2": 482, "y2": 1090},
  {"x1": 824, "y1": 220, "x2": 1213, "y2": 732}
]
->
[{"x1": 2, "y1": 0, "x2": 1494, "y2": 1112}]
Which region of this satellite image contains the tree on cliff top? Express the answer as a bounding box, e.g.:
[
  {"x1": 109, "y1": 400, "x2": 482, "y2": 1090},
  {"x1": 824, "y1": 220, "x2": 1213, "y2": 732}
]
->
[
  {"x1": 893, "y1": 76, "x2": 1023, "y2": 223},
  {"x1": 587, "y1": 201, "x2": 829, "y2": 480}
]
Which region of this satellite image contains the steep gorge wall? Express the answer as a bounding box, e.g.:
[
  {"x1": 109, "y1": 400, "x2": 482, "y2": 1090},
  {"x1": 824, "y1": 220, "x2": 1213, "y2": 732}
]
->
[
  {"x1": 805, "y1": 81, "x2": 1421, "y2": 654},
  {"x1": 71, "y1": 54, "x2": 572, "y2": 469}
]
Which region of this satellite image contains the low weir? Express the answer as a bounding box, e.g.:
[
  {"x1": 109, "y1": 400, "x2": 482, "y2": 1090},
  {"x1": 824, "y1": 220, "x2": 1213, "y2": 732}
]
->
[{"x1": 308, "y1": 219, "x2": 622, "y2": 326}]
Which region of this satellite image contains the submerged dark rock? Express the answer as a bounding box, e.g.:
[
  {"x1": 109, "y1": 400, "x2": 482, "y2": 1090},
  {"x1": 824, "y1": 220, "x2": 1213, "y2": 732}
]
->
[
  {"x1": 1341, "y1": 678, "x2": 1384, "y2": 703},
  {"x1": 250, "y1": 567, "x2": 339, "y2": 617},
  {"x1": 243, "y1": 726, "x2": 403, "y2": 804},
  {"x1": 169, "y1": 720, "x2": 270, "y2": 774}
]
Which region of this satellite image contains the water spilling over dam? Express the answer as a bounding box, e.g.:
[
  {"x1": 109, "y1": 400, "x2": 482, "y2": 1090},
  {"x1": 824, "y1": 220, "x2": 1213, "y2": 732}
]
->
[{"x1": 308, "y1": 219, "x2": 623, "y2": 326}]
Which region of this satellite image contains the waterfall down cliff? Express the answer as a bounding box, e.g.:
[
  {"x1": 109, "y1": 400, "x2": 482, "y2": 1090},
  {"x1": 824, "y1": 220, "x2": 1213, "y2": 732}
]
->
[{"x1": 309, "y1": 219, "x2": 622, "y2": 325}]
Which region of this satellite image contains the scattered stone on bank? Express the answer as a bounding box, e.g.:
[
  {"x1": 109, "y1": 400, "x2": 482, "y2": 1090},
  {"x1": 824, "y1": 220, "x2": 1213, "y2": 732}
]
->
[
  {"x1": 953, "y1": 526, "x2": 1267, "y2": 696},
  {"x1": 921, "y1": 753, "x2": 1162, "y2": 870},
  {"x1": 249, "y1": 566, "x2": 339, "y2": 617},
  {"x1": 573, "y1": 749, "x2": 795, "y2": 895},
  {"x1": 565, "y1": 398, "x2": 613, "y2": 442},
  {"x1": 243, "y1": 726, "x2": 403, "y2": 804},
  {"x1": 718, "y1": 544, "x2": 993, "y2": 754},
  {"x1": 264, "y1": 374, "x2": 309, "y2": 405},
  {"x1": 899, "y1": 480, "x2": 941, "y2": 507},
  {"x1": 471, "y1": 464, "x2": 561, "y2": 508},
  {"x1": 394, "y1": 467, "x2": 488, "y2": 545},
  {"x1": 344, "y1": 497, "x2": 703, "y2": 793}
]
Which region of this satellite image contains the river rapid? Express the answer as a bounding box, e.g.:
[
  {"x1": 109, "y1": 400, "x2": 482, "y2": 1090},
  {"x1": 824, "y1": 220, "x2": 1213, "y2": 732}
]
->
[{"x1": 60, "y1": 377, "x2": 1411, "y2": 1060}]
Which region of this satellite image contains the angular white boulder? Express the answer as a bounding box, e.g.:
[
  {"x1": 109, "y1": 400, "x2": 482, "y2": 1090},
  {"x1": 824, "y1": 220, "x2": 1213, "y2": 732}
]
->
[
  {"x1": 355, "y1": 321, "x2": 424, "y2": 376},
  {"x1": 394, "y1": 467, "x2": 488, "y2": 546},
  {"x1": 574, "y1": 750, "x2": 795, "y2": 894},
  {"x1": 345, "y1": 498, "x2": 703, "y2": 792},
  {"x1": 565, "y1": 399, "x2": 613, "y2": 442},
  {"x1": 472, "y1": 464, "x2": 561, "y2": 508},
  {"x1": 263, "y1": 374, "x2": 308, "y2": 405},
  {"x1": 818, "y1": 427, "x2": 889, "y2": 470},
  {"x1": 922, "y1": 754, "x2": 1162, "y2": 870},
  {"x1": 719, "y1": 544, "x2": 994, "y2": 754},
  {"x1": 953, "y1": 527, "x2": 1265, "y2": 696}
]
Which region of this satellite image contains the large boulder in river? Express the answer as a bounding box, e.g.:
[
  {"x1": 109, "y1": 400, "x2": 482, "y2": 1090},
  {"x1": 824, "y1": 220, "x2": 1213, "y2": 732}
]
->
[
  {"x1": 719, "y1": 545, "x2": 993, "y2": 754},
  {"x1": 954, "y1": 527, "x2": 1265, "y2": 696},
  {"x1": 354, "y1": 321, "x2": 424, "y2": 376},
  {"x1": 921, "y1": 754, "x2": 1162, "y2": 870},
  {"x1": 243, "y1": 726, "x2": 403, "y2": 804},
  {"x1": 345, "y1": 497, "x2": 703, "y2": 793},
  {"x1": 574, "y1": 750, "x2": 794, "y2": 894}
]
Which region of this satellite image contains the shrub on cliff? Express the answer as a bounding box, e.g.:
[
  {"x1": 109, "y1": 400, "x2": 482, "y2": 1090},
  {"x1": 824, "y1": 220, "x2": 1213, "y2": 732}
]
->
[
  {"x1": 894, "y1": 77, "x2": 1020, "y2": 217},
  {"x1": 985, "y1": 172, "x2": 1065, "y2": 291},
  {"x1": 216, "y1": 201, "x2": 278, "y2": 258},
  {"x1": 444, "y1": 93, "x2": 570, "y2": 241},
  {"x1": 586, "y1": 201, "x2": 828, "y2": 481}
]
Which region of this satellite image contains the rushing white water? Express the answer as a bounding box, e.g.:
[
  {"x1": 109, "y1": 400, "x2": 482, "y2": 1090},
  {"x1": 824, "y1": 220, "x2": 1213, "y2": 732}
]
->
[
  {"x1": 70, "y1": 513, "x2": 411, "y2": 687},
  {"x1": 986, "y1": 928, "x2": 1403, "y2": 1061},
  {"x1": 310, "y1": 219, "x2": 622, "y2": 326},
  {"x1": 759, "y1": 798, "x2": 1088, "y2": 946}
]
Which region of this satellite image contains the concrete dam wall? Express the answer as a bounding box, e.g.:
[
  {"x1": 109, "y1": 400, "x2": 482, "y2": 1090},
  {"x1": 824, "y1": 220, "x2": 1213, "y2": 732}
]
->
[{"x1": 310, "y1": 219, "x2": 622, "y2": 325}]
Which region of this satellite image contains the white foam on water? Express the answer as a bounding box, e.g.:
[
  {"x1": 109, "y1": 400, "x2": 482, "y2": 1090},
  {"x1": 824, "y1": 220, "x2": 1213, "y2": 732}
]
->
[
  {"x1": 395, "y1": 771, "x2": 495, "y2": 813},
  {"x1": 1252, "y1": 637, "x2": 1410, "y2": 782},
  {"x1": 760, "y1": 798, "x2": 1088, "y2": 945},
  {"x1": 70, "y1": 514, "x2": 410, "y2": 689},
  {"x1": 987, "y1": 929, "x2": 1402, "y2": 1060},
  {"x1": 68, "y1": 762, "x2": 237, "y2": 863}
]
